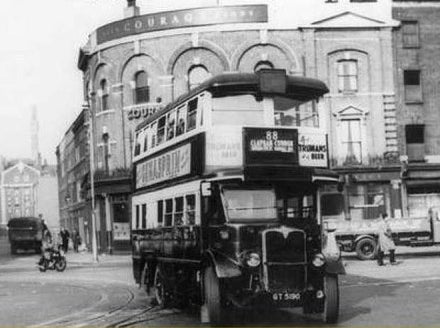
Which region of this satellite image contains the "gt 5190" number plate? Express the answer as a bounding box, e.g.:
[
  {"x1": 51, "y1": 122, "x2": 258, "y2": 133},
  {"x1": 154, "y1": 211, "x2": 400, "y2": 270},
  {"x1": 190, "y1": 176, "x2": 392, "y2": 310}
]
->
[{"x1": 272, "y1": 292, "x2": 301, "y2": 301}]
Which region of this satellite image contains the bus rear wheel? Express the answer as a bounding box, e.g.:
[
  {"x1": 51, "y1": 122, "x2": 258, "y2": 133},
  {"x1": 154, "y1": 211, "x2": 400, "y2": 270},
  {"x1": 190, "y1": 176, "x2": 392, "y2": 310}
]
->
[
  {"x1": 203, "y1": 266, "x2": 224, "y2": 325},
  {"x1": 154, "y1": 266, "x2": 171, "y2": 308},
  {"x1": 322, "y1": 274, "x2": 339, "y2": 324}
]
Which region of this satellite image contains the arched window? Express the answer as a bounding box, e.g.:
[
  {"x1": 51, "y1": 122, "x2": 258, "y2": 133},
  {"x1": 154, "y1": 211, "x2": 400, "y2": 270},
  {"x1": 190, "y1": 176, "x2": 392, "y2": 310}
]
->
[
  {"x1": 337, "y1": 60, "x2": 358, "y2": 93},
  {"x1": 134, "y1": 71, "x2": 149, "y2": 104},
  {"x1": 254, "y1": 61, "x2": 274, "y2": 72},
  {"x1": 188, "y1": 65, "x2": 210, "y2": 90},
  {"x1": 100, "y1": 79, "x2": 109, "y2": 112}
]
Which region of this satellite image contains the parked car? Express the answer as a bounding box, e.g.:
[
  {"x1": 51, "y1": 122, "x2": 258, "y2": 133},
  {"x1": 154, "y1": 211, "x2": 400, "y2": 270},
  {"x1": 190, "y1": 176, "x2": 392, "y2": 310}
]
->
[{"x1": 7, "y1": 217, "x2": 45, "y2": 254}]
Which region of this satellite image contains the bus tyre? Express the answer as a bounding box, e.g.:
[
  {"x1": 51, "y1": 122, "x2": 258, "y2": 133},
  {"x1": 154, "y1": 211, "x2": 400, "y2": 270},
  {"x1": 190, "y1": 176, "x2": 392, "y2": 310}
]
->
[
  {"x1": 154, "y1": 266, "x2": 170, "y2": 308},
  {"x1": 203, "y1": 266, "x2": 224, "y2": 325},
  {"x1": 10, "y1": 244, "x2": 17, "y2": 255},
  {"x1": 322, "y1": 274, "x2": 339, "y2": 324},
  {"x1": 355, "y1": 238, "x2": 377, "y2": 260}
]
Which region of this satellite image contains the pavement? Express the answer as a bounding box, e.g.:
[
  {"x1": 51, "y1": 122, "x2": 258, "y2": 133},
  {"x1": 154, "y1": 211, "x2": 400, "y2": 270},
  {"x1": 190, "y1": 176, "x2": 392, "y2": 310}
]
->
[
  {"x1": 1, "y1": 243, "x2": 440, "y2": 279},
  {"x1": 64, "y1": 250, "x2": 132, "y2": 266}
]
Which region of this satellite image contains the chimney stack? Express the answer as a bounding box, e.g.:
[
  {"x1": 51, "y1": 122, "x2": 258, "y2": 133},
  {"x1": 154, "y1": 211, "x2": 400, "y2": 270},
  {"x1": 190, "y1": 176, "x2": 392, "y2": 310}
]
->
[{"x1": 125, "y1": 0, "x2": 140, "y2": 18}]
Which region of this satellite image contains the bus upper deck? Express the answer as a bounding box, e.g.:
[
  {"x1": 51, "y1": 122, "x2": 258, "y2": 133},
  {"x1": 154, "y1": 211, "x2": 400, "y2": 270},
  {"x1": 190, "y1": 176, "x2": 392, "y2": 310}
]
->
[{"x1": 132, "y1": 69, "x2": 335, "y2": 190}]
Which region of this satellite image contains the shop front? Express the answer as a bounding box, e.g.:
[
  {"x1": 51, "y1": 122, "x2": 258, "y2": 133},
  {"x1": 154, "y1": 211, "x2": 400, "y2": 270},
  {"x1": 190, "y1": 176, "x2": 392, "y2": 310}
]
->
[
  {"x1": 93, "y1": 172, "x2": 131, "y2": 254},
  {"x1": 402, "y1": 163, "x2": 440, "y2": 218},
  {"x1": 335, "y1": 166, "x2": 403, "y2": 220}
]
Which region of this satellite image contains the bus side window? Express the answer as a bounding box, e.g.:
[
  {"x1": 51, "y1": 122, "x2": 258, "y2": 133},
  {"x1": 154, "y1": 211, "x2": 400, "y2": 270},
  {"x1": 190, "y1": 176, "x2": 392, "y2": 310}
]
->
[
  {"x1": 165, "y1": 199, "x2": 173, "y2": 226},
  {"x1": 167, "y1": 111, "x2": 176, "y2": 140},
  {"x1": 157, "y1": 116, "x2": 166, "y2": 145},
  {"x1": 141, "y1": 204, "x2": 147, "y2": 229},
  {"x1": 176, "y1": 106, "x2": 186, "y2": 136},
  {"x1": 157, "y1": 200, "x2": 163, "y2": 227},
  {"x1": 186, "y1": 194, "x2": 196, "y2": 225},
  {"x1": 187, "y1": 98, "x2": 198, "y2": 132},
  {"x1": 174, "y1": 197, "x2": 184, "y2": 226},
  {"x1": 135, "y1": 204, "x2": 140, "y2": 229}
]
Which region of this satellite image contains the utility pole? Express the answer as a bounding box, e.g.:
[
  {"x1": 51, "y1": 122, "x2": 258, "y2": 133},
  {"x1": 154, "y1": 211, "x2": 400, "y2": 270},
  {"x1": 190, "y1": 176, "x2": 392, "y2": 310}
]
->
[{"x1": 83, "y1": 101, "x2": 99, "y2": 263}]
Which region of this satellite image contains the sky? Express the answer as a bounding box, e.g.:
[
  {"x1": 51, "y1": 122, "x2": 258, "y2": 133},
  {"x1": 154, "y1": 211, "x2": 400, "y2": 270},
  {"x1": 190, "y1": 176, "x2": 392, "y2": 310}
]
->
[
  {"x1": 0, "y1": 0, "x2": 222, "y2": 165},
  {"x1": 0, "y1": 0, "x2": 123, "y2": 164}
]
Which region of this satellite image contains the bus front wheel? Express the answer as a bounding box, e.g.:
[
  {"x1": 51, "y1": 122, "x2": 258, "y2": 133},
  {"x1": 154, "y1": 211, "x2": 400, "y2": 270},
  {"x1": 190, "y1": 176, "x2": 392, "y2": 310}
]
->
[
  {"x1": 322, "y1": 274, "x2": 339, "y2": 324},
  {"x1": 203, "y1": 266, "x2": 224, "y2": 325},
  {"x1": 154, "y1": 266, "x2": 171, "y2": 308}
]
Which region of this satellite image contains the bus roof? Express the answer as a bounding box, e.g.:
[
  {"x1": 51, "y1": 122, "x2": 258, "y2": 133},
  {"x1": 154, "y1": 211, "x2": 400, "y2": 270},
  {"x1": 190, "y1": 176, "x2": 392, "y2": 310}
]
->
[{"x1": 136, "y1": 71, "x2": 329, "y2": 131}]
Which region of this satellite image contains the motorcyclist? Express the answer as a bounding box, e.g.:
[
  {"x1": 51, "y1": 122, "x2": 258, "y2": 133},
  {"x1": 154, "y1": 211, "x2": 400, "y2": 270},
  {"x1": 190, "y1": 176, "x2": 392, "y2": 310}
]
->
[{"x1": 38, "y1": 229, "x2": 56, "y2": 268}]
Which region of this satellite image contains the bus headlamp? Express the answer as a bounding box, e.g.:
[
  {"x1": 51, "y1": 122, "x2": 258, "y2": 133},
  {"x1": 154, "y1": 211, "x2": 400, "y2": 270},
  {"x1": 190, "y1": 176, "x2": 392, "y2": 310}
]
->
[
  {"x1": 312, "y1": 253, "x2": 325, "y2": 267},
  {"x1": 219, "y1": 229, "x2": 230, "y2": 240},
  {"x1": 245, "y1": 252, "x2": 261, "y2": 267}
]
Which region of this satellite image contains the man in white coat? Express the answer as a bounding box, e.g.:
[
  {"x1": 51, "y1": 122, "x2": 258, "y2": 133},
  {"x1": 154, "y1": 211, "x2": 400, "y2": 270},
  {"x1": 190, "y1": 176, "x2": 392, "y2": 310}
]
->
[{"x1": 376, "y1": 213, "x2": 396, "y2": 266}]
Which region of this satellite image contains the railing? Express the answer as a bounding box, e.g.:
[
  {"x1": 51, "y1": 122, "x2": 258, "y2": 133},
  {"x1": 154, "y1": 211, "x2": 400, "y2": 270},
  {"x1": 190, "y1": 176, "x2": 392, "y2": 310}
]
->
[
  {"x1": 331, "y1": 151, "x2": 400, "y2": 168},
  {"x1": 94, "y1": 167, "x2": 132, "y2": 182}
]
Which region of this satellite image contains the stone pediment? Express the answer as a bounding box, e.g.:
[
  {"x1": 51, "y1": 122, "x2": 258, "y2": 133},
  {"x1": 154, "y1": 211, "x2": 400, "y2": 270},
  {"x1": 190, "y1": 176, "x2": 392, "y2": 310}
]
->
[
  {"x1": 334, "y1": 105, "x2": 368, "y2": 118},
  {"x1": 2, "y1": 162, "x2": 40, "y2": 185},
  {"x1": 310, "y1": 11, "x2": 385, "y2": 28}
]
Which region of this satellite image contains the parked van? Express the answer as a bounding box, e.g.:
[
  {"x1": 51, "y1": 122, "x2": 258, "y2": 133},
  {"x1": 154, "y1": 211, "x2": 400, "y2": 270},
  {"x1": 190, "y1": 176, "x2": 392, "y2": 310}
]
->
[{"x1": 7, "y1": 217, "x2": 45, "y2": 254}]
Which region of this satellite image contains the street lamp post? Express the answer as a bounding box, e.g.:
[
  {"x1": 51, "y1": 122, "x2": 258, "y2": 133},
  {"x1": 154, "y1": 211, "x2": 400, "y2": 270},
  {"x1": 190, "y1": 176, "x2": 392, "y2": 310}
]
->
[{"x1": 83, "y1": 101, "x2": 99, "y2": 263}]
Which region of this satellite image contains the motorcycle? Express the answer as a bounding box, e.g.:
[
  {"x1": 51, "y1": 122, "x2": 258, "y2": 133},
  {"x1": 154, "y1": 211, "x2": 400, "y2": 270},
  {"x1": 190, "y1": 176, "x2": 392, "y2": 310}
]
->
[{"x1": 37, "y1": 246, "x2": 67, "y2": 272}]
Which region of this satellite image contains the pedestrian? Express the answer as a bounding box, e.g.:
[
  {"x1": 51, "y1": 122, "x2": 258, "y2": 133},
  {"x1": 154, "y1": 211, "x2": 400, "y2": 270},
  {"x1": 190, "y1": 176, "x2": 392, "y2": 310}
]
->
[
  {"x1": 72, "y1": 229, "x2": 81, "y2": 253},
  {"x1": 40, "y1": 222, "x2": 53, "y2": 254},
  {"x1": 376, "y1": 213, "x2": 397, "y2": 266},
  {"x1": 60, "y1": 227, "x2": 70, "y2": 253}
]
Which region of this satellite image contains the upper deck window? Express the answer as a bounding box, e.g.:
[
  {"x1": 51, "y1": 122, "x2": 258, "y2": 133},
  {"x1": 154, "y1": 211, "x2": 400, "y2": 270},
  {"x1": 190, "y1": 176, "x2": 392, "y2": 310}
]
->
[
  {"x1": 134, "y1": 71, "x2": 150, "y2": 104},
  {"x1": 176, "y1": 105, "x2": 186, "y2": 136},
  {"x1": 187, "y1": 98, "x2": 198, "y2": 132},
  {"x1": 157, "y1": 116, "x2": 166, "y2": 145},
  {"x1": 166, "y1": 111, "x2": 176, "y2": 140},
  {"x1": 274, "y1": 96, "x2": 317, "y2": 127},
  {"x1": 150, "y1": 122, "x2": 157, "y2": 148},
  {"x1": 212, "y1": 95, "x2": 264, "y2": 126}
]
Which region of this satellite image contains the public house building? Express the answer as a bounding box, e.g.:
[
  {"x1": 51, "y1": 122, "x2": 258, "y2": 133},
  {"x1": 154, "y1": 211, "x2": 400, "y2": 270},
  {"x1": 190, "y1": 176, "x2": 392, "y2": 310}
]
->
[{"x1": 76, "y1": 0, "x2": 400, "y2": 252}]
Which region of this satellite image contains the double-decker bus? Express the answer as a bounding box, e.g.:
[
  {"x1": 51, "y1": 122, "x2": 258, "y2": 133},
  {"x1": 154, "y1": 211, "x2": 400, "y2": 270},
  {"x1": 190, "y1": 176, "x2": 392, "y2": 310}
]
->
[{"x1": 131, "y1": 69, "x2": 345, "y2": 324}]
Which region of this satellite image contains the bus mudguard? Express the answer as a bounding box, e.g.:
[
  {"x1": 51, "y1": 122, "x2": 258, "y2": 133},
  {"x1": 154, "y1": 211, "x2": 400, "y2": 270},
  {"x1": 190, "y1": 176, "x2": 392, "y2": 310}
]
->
[
  {"x1": 204, "y1": 249, "x2": 241, "y2": 279},
  {"x1": 325, "y1": 259, "x2": 346, "y2": 275}
]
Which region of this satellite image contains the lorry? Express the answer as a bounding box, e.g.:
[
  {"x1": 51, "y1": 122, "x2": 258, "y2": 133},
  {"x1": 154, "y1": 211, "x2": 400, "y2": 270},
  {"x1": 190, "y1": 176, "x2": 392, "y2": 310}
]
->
[
  {"x1": 321, "y1": 192, "x2": 440, "y2": 260},
  {"x1": 7, "y1": 217, "x2": 45, "y2": 254}
]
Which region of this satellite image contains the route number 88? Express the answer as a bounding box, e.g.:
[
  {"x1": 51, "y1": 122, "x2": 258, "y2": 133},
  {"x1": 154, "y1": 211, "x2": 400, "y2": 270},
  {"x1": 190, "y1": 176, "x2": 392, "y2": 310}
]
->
[{"x1": 266, "y1": 131, "x2": 278, "y2": 141}]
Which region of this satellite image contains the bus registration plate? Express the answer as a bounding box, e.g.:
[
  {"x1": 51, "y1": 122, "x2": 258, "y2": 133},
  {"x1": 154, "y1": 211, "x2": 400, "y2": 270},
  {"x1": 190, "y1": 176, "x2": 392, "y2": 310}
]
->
[{"x1": 272, "y1": 292, "x2": 301, "y2": 302}]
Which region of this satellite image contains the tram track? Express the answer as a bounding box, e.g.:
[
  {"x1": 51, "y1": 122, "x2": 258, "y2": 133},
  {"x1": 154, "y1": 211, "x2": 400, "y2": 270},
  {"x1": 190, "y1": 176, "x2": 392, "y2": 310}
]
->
[{"x1": 0, "y1": 265, "x2": 193, "y2": 327}]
